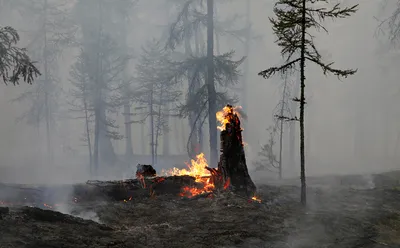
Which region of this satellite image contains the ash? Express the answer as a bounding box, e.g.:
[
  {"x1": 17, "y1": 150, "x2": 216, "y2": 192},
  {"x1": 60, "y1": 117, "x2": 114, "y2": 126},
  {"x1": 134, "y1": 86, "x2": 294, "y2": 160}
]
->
[{"x1": 1, "y1": 172, "x2": 400, "y2": 248}]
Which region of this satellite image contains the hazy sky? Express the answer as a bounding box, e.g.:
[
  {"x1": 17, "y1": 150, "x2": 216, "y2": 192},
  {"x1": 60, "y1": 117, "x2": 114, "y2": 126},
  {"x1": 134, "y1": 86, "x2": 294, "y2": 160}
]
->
[{"x1": 0, "y1": 0, "x2": 397, "y2": 183}]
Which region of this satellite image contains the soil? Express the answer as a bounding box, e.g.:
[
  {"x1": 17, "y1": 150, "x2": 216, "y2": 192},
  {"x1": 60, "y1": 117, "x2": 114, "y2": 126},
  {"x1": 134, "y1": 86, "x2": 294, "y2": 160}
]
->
[{"x1": 1, "y1": 172, "x2": 400, "y2": 248}]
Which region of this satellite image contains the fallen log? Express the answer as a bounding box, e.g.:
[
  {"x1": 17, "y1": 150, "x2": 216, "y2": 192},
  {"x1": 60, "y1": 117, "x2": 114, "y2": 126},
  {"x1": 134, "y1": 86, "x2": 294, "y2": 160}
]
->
[{"x1": 0, "y1": 176, "x2": 199, "y2": 206}]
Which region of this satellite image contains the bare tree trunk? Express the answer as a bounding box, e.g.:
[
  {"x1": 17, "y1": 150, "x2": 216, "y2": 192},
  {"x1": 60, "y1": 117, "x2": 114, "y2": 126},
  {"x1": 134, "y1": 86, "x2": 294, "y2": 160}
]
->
[
  {"x1": 300, "y1": 0, "x2": 307, "y2": 205},
  {"x1": 124, "y1": 103, "x2": 133, "y2": 159},
  {"x1": 180, "y1": 119, "x2": 186, "y2": 153},
  {"x1": 194, "y1": 25, "x2": 203, "y2": 153},
  {"x1": 149, "y1": 89, "x2": 155, "y2": 165},
  {"x1": 173, "y1": 117, "x2": 179, "y2": 154},
  {"x1": 84, "y1": 98, "x2": 93, "y2": 173},
  {"x1": 93, "y1": 107, "x2": 100, "y2": 174},
  {"x1": 140, "y1": 107, "x2": 145, "y2": 154},
  {"x1": 289, "y1": 78, "x2": 299, "y2": 172},
  {"x1": 183, "y1": 15, "x2": 198, "y2": 158},
  {"x1": 162, "y1": 104, "x2": 170, "y2": 156},
  {"x1": 120, "y1": 18, "x2": 133, "y2": 161},
  {"x1": 207, "y1": 0, "x2": 218, "y2": 167},
  {"x1": 278, "y1": 78, "x2": 288, "y2": 180},
  {"x1": 154, "y1": 90, "x2": 164, "y2": 164}
]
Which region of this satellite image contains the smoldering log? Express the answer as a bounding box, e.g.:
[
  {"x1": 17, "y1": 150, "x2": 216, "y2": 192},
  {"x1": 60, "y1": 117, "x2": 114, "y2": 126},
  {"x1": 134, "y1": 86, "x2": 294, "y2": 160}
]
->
[
  {"x1": 0, "y1": 176, "x2": 200, "y2": 205},
  {"x1": 217, "y1": 105, "x2": 256, "y2": 197}
]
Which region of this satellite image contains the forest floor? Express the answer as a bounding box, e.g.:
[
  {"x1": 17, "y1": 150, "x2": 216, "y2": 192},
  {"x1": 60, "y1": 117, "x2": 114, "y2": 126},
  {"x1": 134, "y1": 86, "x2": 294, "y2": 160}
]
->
[{"x1": 1, "y1": 171, "x2": 400, "y2": 248}]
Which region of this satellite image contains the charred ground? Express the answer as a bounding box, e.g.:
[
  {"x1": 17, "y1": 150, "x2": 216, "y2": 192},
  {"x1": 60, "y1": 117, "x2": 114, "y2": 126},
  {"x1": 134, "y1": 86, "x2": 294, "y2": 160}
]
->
[{"x1": 1, "y1": 172, "x2": 400, "y2": 248}]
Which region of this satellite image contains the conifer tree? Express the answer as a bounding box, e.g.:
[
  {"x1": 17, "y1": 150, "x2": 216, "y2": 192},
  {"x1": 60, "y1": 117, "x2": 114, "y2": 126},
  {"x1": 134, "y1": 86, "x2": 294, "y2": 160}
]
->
[
  {"x1": 166, "y1": 0, "x2": 245, "y2": 165},
  {"x1": 12, "y1": 0, "x2": 76, "y2": 164},
  {"x1": 258, "y1": 0, "x2": 358, "y2": 205}
]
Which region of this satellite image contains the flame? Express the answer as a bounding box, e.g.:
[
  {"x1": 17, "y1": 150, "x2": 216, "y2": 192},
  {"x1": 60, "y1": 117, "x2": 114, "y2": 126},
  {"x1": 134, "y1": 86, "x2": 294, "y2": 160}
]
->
[
  {"x1": 163, "y1": 153, "x2": 215, "y2": 198},
  {"x1": 43, "y1": 203, "x2": 53, "y2": 209},
  {"x1": 216, "y1": 105, "x2": 242, "y2": 131},
  {"x1": 136, "y1": 173, "x2": 146, "y2": 189},
  {"x1": 251, "y1": 196, "x2": 262, "y2": 203},
  {"x1": 163, "y1": 153, "x2": 210, "y2": 180}
]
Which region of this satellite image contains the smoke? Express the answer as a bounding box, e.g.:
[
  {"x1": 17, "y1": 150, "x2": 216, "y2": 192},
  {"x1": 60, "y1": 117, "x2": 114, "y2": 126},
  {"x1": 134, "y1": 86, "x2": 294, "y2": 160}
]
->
[
  {"x1": 55, "y1": 203, "x2": 101, "y2": 223},
  {"x1": 0, "y1": 0, "x2": 396, "y2": 192}
]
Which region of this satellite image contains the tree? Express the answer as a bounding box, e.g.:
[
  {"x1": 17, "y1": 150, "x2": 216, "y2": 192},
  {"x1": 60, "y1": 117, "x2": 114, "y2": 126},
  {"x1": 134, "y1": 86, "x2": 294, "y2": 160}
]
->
[
  {"x1": 134, "y1": 40, "x2": 181, "y2": 165},
  {"x1": 12, "y1": 0, "x2": 76, "y2": 163},
  {"x1": 108, "y1": 0, "x2": 137, "y2": 161},
  {"x1": 0, "y1": 26, "x2": 40, "y2": 85},
  {"x1": 68, "y1": 50, "x2": 94, "y2": 173},
  {"x1": 258, "y1": 0, "x2": 358, "y2": 205},
  {"x1": 254, "y1": 75, "x2": 292, "y2": 179},
  {"x1": 166, "y1": 0, "x2": 245, "y2": 165},
  {"x1": 254, "y1": 125, "x2": 280, "y2": 175},
  {"x1": 73, "y1": 0, "x2": 131, "y2": 172}
]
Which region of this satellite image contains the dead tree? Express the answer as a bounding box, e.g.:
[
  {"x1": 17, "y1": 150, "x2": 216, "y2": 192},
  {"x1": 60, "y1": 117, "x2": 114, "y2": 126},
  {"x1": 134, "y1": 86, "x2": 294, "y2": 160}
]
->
[{"x1": 216, "y1": 105, "x2": 256, "y2": 197}]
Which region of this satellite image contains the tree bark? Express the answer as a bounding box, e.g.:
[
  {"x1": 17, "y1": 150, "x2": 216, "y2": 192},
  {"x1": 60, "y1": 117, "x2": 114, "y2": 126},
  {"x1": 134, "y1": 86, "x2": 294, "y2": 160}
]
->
[
  {"x1": 149, "y1": 89, "x2": 155, "y2": 165},
  {"x1": 218, "y1": 105, "x2": 256, "y2": 197},
  {"x1": 300, "y1": 0, "x2": 307, "y2": 205},
  {"x1": 278, "y1": 77, "x2": 287, "y2": 180},
  {"x1": 207, "y1": 0, "x2": 218, "y2": 167},
  {"x1": 124, "y1": 103, "x2": 134, "y2": 159},
  {"x1": 93, "y1": 107, "x2": 100, "y2": 174},
  {"x1": 162, "y1": 104, "x2": 170, "y2": 156},
  {"x1": 83, "y1": 95, "x2": 92, "y2": 174},
  {"x1": 289, "y1": 79, "x2": 299, "y2": 172},
  {"x1": 140, "y1": 108, "x2": 146, "y2": 154}
]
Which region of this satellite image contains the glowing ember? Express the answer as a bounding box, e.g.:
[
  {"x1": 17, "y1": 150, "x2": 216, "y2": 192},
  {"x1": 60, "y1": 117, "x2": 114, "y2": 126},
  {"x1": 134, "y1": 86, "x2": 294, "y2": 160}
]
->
[
  {"x1": 43, "y1": 203, "x2": 53, "y2": 209},
  {"x1": 251, "y1": 196, "x2": 262, "y2": 203},
  {"x1": 216, "y1": 105, "x2": 242, "y2": 131},
  {"x1": 163, "y1": 153, "x2": 215, "y2": 198}
]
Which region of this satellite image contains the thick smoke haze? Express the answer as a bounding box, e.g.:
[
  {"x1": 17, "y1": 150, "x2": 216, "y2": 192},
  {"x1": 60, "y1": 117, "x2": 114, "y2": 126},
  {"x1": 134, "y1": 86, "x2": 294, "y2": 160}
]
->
[{"x1": 0, "y1": 0, "x2": 396, "y2": 184}]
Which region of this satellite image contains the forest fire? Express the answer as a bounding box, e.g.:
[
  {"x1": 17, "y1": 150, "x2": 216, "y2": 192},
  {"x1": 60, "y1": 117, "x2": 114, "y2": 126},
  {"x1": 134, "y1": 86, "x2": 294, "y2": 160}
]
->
[
  {"x1": 0, "y1": 105, "x2": 257, "y2": 211},
  {"x1": 160, "y1": 104, "x2": 254, "y2": 198},
  {"x1": 162, "y1": 153, "x2": 215, "y2": 198},
  {"x1": 216, "y1": 105, "x2": 243, "y2": 131}
]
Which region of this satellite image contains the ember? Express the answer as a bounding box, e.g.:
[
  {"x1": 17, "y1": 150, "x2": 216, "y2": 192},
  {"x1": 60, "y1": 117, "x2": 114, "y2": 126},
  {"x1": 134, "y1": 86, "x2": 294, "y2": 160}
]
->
[
  {"x1": 163, "y1": 153, "x2": 215, "y2": 198},
  {"x1": 251, "y1": 196, "x2": 262, "y2": 203}
]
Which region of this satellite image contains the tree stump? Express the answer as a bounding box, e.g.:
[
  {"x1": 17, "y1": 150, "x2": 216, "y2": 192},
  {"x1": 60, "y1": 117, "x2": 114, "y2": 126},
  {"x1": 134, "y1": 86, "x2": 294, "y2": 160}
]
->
[
  {"x1": 136, "y1": 164, "x2": 156, "y2": 178},
  {"x1": 217, "y1": 105, "x2": 256, "y2": 197}
]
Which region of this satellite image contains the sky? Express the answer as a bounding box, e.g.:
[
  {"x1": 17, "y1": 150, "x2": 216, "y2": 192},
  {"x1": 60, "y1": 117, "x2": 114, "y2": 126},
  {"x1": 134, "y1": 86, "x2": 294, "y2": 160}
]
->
[{"x1": 0, "y1": 0, "x2": 398, "y2": 183}]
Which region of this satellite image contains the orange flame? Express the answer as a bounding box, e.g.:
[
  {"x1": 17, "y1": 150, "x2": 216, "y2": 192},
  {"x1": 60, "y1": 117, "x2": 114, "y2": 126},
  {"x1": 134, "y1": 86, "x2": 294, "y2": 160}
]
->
[
  {"x1": 163, "y1": 153, "x2": 215, "y2": 198},
  {"x1": 162, "y1": 153, "x2": 210, "y2": 180},
  {"x1": 216, "y1": 105, "x2": 242, "y2": 131},
  {"x1": 251, "y1": 196, "x2": 262, "y2": 203}
]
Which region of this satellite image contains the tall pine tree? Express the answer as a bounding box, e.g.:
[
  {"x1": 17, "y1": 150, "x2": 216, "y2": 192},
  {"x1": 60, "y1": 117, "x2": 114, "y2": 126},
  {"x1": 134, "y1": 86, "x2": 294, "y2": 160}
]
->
[{"x1": 258, "y1": 0, "x2": 358, "y2": 205}]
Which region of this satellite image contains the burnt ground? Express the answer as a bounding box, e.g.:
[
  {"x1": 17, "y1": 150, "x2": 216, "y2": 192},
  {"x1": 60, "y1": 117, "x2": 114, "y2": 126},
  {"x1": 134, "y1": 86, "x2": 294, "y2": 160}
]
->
[{"x1": 1, "y1": 172, "x2": 400, "y2": 248}]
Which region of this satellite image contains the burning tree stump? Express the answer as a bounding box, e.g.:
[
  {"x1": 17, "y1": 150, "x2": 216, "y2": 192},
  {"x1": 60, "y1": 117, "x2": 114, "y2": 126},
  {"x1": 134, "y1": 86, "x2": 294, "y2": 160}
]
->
[{"x1": 216, "y1": 105, "x2": 256, "y2": 197}]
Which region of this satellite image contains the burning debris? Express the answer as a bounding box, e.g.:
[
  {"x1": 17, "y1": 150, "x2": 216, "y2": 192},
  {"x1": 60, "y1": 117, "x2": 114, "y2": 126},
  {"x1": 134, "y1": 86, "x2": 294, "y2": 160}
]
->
[
  {"x1": 0, "y1": 106, "x2": 258, "y2": 210},
  {"x1": 136, "y1": 164, "x2": 156, "y2": 178},
  {"x1": 216, "y1": 105, "x2": 257, "y2": 197},
  {"x1": 162, "y1": 105, "x2": 257, "y2": 199},
  {"x1": 162, "y1": 153, "x2": 214, "y2": 198}
]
